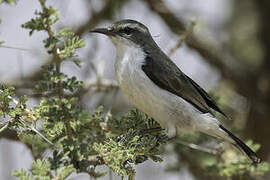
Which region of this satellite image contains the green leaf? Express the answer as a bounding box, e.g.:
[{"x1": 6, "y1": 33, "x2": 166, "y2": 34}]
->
[
  {"x1": 73, "y1": 59, "x2": 82, "y2": 68},
  {"x1": 56, "y1": 165, "x2": 76, "y2": 179},
  {"x1": 12, "y1": 169, "x2": 33, "y2": 180},
  {"x1": 31, "y1": 159, "x2": 51, "y2": 176},
  {"x1": 0, "y1": 0, "x2": 17, "y2": 5}
]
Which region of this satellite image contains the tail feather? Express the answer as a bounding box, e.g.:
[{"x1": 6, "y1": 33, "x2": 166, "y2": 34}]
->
[{"x1": 219, "y1": 125, "x2": 261, "y2": 164}]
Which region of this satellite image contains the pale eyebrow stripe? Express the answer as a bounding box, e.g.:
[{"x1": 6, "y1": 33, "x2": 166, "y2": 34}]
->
[{"x1": 120, "y1": 23, "x2": 148, "y2": 33}]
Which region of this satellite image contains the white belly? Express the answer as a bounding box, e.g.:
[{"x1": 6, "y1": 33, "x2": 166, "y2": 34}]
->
[{"x1": 114, "y1": 45, "x2": 203, "y2": 131}]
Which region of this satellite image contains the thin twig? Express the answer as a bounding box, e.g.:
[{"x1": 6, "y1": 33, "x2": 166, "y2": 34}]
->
[
  {"x1": 0, "y1": 122, "x2": 9, "y2": 133},
  {"x1": 0, "y1": 89, "x2": 55, "y2": 146},
  {"x1": 75, "y1": 0, "x2": 127, "y2": 36},
  {"x1": 176, "y1": 140, "x2": 217, "y2": 155},
  {"x1": 18, "y1": 119, "x2": 55, "y2": 147},
  {"x1": 84, "y1": 79, "x2": 118, "y2": 91},
  {"x1": 80, "y1": 59, "x2": 119, "y2": 94},
  {"x1": 168, "y1": 21, "x2": 196, "y2": 56},
  {"x1": 0, "y1": 45, "x2": 34, "y2": 52}
]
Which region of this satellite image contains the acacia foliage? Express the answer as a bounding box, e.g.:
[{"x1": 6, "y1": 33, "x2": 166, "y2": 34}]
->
[{"x1": 0, "y1": 1, "x2": 269, "y2": 180}]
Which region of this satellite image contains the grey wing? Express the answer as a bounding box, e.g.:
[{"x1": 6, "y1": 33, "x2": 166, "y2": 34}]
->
[{"x1": 141, "y1": 54, "x2": 226, "y2": 116}]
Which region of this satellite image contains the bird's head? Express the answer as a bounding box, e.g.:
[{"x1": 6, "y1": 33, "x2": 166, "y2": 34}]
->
[{"x1": 90, "y1": 19, "x2": 155, "y2": 48}]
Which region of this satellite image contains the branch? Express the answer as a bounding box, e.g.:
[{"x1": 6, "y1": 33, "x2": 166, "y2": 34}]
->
[
  {"x1": 144, "y1": 0, "x2": 253, "y2": 86},
  {"x1": 75, "y1": 0, "x2": 128, "y2": 36},
  {"x1": 0, "y1": 89, "x2": 55, "y2": 147},
  {"x1": 5, "y1": 0, "x2": 128, "y2": 94},
  {"x1": 83, "y1": 59, "x2": 119, "y2": 92},
  {"x1": 84, "y1": 79, "x2": 118, "y2": 92},
  {"x1": 176, "y1": 140, "x2": 218, "y2": 155},
  {"x1": 168, "y1": 21, "x2": 195, "y2": 56}
]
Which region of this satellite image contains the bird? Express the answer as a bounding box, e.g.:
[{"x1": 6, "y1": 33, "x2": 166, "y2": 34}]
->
[{"x1": 90, "y1": 19, "x2": 261, "y2": 163}]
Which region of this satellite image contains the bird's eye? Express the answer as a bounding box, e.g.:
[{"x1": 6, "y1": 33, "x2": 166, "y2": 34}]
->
[{"x1": 121, "y1": 27, "x2": 133, "y2": 35}]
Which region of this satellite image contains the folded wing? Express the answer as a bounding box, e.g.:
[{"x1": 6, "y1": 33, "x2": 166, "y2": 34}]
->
[{"x1": 141, "y1": 53, "x2": 226, "y2": 116}]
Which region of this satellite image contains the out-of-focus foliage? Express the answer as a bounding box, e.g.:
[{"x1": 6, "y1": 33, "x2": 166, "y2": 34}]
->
[
  {"x1": 0, "y1": 0, "x2": 270, "y2": 180},
  {"x1": 13, "y1": 159, "x2": 75, "y2": 180},
  {"x1": 0, "y1": 0, "x2": 166, "y2": 179},
  {"x1": 207, "y1": 141, "x2": 269, "y2": 179},
  {"x1": 170, "y1": 134, "x2": 269, "y2": 180},
  {"x1": 21, "y1": 5, "x2": 59, "y2": 36},
  {"x1": 0, "y1": 0, "x2": 17, "y2": 5}
]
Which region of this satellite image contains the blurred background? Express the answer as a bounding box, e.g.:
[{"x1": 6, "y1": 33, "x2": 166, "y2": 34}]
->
[{"x1": 0, "y1": 0, "x2": 270, "y2": 179}]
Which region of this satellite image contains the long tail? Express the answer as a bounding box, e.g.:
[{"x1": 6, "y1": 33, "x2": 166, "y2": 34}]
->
[{"x1": 219, "y1": 125, "x2": 261, "y2": 164}]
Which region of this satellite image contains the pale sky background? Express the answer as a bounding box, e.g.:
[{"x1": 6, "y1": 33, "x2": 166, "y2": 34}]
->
[{"x1": 0, "y1": 0, "x2": 232, "y2": 179}]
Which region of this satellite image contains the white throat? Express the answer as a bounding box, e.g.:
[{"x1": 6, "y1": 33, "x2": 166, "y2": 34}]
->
[{"x1": 113, "y1": 38, "x2": 146, "y2": 85}]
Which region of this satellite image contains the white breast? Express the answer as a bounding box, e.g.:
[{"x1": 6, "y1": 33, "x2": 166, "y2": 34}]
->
[{"x1": 113, "y1": 42, "x2": 218, "y2": 133}]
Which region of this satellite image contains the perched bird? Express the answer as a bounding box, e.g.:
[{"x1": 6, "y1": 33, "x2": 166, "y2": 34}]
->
[{"x1": 90, "y1": 19, "x2": 260, "y2": 163}]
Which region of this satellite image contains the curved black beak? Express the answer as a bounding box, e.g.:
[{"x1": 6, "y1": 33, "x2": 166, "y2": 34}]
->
[{"x1": 89, "y1": 28, "x2": 116, "y2": 36}]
